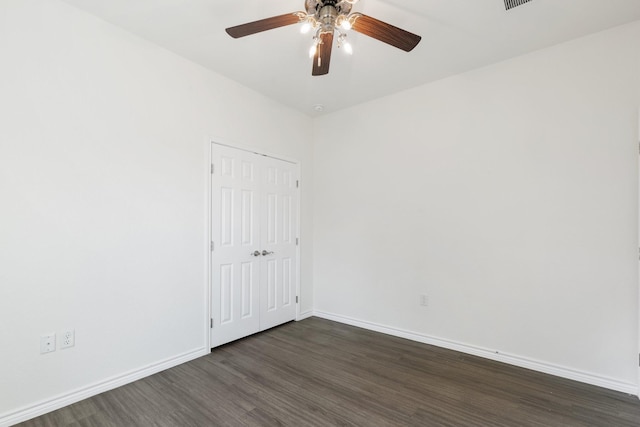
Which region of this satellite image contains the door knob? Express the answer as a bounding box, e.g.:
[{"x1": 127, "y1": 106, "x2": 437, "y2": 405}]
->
[
  {"x1": 251, "y1": 250, "x2": 261, "y2": 257},
  {"x1": 261, "y1": 250, "x2": 274, "y2": 256}
]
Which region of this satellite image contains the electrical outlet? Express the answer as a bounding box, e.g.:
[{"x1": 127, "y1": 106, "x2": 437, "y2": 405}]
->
[
  {"x1": 420, "y1": 294, "x2": 429, "y2": 307},
  {"x1": 60, "y1": 329, "x2": 75, "y2": 349},
  {"x1": 40, "y1": 334, "x2": 56, "y2": 354}
]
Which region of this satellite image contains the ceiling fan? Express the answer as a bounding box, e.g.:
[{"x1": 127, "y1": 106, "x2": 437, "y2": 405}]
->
[{"x1": 225, "y1": 0, "x2": 421, "y2": 76}]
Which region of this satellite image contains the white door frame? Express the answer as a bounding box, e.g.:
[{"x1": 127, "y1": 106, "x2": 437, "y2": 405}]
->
[{"x1": 205, "y1": 139, "x2": 302, "y2": 350}]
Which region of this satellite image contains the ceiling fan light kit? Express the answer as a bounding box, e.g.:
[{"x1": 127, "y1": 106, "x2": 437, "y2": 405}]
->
[{"x1": 225, "y1": 0, "x2": 421, "y2": 76}]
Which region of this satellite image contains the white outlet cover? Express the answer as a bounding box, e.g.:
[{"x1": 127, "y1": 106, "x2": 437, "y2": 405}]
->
[
  {"x1": 60, "y1": 329, "x2": 75, "y2": 349},
  {"x1": 420, "y1": 294, "x2": 429, "y2": 307},
  {"x1": 40, "y1": 334, "x2": 56, "y2": 354}
]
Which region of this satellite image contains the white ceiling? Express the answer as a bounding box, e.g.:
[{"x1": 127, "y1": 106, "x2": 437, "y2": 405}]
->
[{"x1": 60, "y1": 0, "x2": 640, "y2": 116}]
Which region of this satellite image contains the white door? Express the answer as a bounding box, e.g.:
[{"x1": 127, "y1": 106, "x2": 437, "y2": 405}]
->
[
  {"x1": 259, "y1": 155, "x2": 298, "y2": 330},
  {"x1": 211, "y1": 143, "x2": 298, "y2": 347},
  {"x1": 210, "y1": 145, "x2": 261, "y2": 347}
]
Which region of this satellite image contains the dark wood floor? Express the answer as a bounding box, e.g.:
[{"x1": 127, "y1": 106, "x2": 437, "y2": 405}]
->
[{"x1": 18, "y1": 317, "x2": 640, "y2": 426}]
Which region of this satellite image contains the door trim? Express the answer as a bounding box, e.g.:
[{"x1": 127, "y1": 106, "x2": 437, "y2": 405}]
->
[{"x1": 206, "y1": 139, "x2": 302, "y2": 350}]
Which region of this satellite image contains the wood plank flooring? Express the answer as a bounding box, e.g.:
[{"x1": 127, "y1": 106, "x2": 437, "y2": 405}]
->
[{"x1": 17, "y1": 317, "x2": 640, "y2": 426}]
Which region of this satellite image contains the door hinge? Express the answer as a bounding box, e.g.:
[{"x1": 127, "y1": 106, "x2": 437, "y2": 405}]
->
[
  {"x1": 296, "y1": 296, "x2": 299, "y2": 304},
  {"x1": 296, "y1": 180, "x2": 299, "y2": 188},
  {"x1": 211, "y1": 164, "x2": 215, "y2": 174},
  {"x1": 211, "y1": 241, "x2": 215, "y2": 251},
  {"x1": 296, "y1": 237, "x2": 299, "y2": 246},
  {"x1": 211, "y1": 318, "x2": 213, "y2": 328}
]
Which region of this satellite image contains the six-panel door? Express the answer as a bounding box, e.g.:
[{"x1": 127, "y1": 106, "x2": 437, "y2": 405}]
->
[
  {"x1": 259, "y1": 155, "x2": 298, "y2": 331},
  {"x1": 211, "y1": 144, "x2": 298, "y2": 347}
]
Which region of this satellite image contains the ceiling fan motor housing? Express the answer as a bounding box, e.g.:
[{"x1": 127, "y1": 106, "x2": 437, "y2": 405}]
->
[
  {"x1": 319, "y1": 5, "x2": 338, "y2": 30},
  {"x1": 306, "y1": 0, "x2": 353, "y2": 17}
]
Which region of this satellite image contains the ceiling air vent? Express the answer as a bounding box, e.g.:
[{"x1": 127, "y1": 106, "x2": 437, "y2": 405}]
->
[{"x1": 504, "y1": 0, "x2": 533, "y2": 11}]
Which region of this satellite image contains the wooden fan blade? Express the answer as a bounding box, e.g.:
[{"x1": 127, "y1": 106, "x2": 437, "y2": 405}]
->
[
  {"x1": 352, "y1": 14, "x2": 421, "y2": 52},
  {"x1": 226, "y1": 13, "x2": 301, "y2": 38},
  {"x1": 312, "y1": 32, "x2": 334, "y2": 76}
]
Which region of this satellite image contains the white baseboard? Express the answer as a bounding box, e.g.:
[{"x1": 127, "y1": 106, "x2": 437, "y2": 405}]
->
[
  {"x1": 297, "y1": 310, "x2": 313, "y2": 321},
  {"x1": 0, "y1": 347, "x2": 209, "y2": 427},
  {"x1": 313, "y1": 310, "x2": 638, "y2": 396}
]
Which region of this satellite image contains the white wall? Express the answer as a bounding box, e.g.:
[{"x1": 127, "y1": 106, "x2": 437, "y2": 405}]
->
[
  {"x1": 313, "y1": 22, "x2": 640, "y2": 390},
  {"x1": 0, "y1": 0, "x2": 313, "y2": 423}
]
